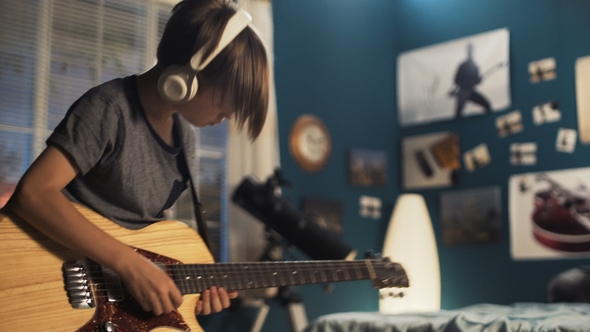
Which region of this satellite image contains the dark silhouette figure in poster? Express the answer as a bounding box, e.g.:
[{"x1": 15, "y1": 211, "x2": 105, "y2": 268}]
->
[{"x1": 449, "y1": 43, "x2": 491, "y2": 118}]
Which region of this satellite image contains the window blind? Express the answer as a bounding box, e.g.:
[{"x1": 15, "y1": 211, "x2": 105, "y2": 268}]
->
[{"x1": 0, "y1": 0, "x2": 228, "y2": 261}]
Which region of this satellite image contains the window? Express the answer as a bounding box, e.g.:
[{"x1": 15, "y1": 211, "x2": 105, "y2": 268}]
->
[{"x1": 0, "y1": 0, "x2": 228, "y2": 261}]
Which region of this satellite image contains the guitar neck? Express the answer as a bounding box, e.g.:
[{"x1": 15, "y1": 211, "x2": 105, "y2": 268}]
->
[{"x1": 171, "y1": 260, "x2": 381, "y2": 294}]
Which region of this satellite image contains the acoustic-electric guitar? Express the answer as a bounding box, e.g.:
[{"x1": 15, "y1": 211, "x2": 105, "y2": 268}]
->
[{"x1": 0, "y1": 203, "x2": 408, "y2": 331}]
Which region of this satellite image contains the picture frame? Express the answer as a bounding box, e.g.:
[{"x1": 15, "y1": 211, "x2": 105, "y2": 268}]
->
[
  {"x1": 347, "y1": 148, "x2": 387, "y2": 187},
  {"x1": 301, "y1": 197, "x2": 344, "y2": 236}
]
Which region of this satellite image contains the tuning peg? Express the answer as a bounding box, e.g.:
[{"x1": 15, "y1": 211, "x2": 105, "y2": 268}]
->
[{"x1": 364, "y1": 250, "x2": 381, "y2": 259}]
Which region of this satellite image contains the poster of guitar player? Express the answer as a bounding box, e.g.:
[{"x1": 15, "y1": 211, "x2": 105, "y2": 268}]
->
[
  {"x1": 509, "y1": 167, "x2": 590, "y2": 260},
  {"x1": 398, "y1": 28, "x2": 511, "y2": 126}
]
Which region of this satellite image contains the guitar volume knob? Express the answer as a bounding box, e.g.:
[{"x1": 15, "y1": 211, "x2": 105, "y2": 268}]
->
[{"x1": 100, "y1": 321, "x2": 115, "y2": 332}]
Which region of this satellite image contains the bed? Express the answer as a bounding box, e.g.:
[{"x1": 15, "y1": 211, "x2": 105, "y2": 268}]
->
[{"x1": 303, "y1": 302, "x2": 590, "y2": 332}]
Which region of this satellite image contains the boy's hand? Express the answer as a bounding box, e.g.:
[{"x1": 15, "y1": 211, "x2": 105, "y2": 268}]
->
[
  {"x1": 119, "y1": 254, "x2": 183, "y2": 316},
  {"x1": 196, "y1": 286, "x2": 239, "y2": 315}
]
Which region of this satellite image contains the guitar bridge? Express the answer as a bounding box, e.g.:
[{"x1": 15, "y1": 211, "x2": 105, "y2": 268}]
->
[{"x1": 63, "y1": 260, "x2": 95, "y2": 309}]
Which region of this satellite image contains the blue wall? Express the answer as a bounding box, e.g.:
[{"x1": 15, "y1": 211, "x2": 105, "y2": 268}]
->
[
  {"x1": 202, "y1": 0, "x2": 590, "y2": 331},
  {"x1": 394, "y1": 0, "x2": 590, "y2": 309},
  {"x1": 269, "y1": 0, "x2": 399, "y2": 330}
]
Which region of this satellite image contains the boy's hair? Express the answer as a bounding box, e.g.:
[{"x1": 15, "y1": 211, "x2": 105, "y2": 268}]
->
[{"x1": 157, "y1": 0, "x2": 269, "y2": 139}]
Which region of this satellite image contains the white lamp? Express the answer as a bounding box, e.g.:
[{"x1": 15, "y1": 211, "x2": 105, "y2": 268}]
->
[{"x1": 379, "y1": 193, "x2": 441, "y2": 314}]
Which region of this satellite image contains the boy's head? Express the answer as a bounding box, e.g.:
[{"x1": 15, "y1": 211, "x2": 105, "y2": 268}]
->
[{"x1": 157, "y1": 0, "x2": 269, "y2": 139}]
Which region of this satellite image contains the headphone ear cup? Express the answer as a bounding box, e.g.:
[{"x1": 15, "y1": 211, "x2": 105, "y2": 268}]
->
[{"x1": 157, "y1": 65, "x2": 198, "y2": 103}]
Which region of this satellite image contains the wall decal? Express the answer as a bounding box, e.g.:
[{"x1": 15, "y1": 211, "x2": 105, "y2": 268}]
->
[
  {"x1": 397, "y1": 28, "x2": 511, "y2": 126},
  {"x1": 440, "y1": 186, "x2": 502, "y2": 246},
  {"x1": 510, "y1": 143, "x2": 537, "y2": 166},
  {"x1": 509, "y1": 168, "x2": 590, "y2": 259},
  {"x1": 496, "y1": 110, "x2": 523, "y2": 138},
  {"x1": 402, "y1": 132, "x2": 460, "y2": 189},
  {"x1": 556, "y1": 128, "x2": 577, "y2": 153},
  {"x1": 463, "y1": 143, "x2": 491, "y2": 172},
  {"x1": 529, "y1": 57, "x2": 556, "y2": 83}
]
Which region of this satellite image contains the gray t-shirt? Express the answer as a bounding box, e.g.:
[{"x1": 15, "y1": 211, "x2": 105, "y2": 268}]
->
[{"x1": 47, "y1": 76, "x2": 197, "y2": 229}]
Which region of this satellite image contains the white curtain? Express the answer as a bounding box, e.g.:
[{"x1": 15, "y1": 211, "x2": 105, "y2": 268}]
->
[{"x1": 227, "y1": 0, "x2": 280, "y2": 264}]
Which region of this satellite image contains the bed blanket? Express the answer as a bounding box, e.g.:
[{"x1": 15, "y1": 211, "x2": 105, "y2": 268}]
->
[{"x1": 303, "y1": 302, "x2": 590, "y2": 332}]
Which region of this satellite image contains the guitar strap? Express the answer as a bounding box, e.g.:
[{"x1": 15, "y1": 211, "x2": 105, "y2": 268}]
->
[
  {"x1": 175, "y1": 114, "x2": 212, "y2": 250},
  {"x1": 187, "y1": 173, "x2": 212, "y2": 251}
]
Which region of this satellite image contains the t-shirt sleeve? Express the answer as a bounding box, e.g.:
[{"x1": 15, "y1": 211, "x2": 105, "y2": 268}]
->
[{"x1": 47, "y1": 87, "x2": 122, "y2": 175}]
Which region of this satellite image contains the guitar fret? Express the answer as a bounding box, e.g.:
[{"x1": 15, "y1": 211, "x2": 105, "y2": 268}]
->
[
  {"x1": 279, "y1": 264, "x2": 287, "y2": 286},
  {"x1": 207, "y1": 263, "x2": 216, "y2": 289},
  {"x1": 260, "y1": 263, "x2": 270, "y2": 288},
  {"x1": 220, "y1": 265, "x2": 231, "y2": 289},
  {"x1": 246, "y1": 264, "x2": 253, "y2": 289},
  {"x1": 287, "y1": 266, "x2": 295, "y2": 285},
  {"x1": 342, "y1": 264, "x2": 351, "y2": 281},
  {"x1": 178, "y1": 264, "x2": 189, "y2": 294},
  {"x1": 297, "y1": 263, "x2": 306, "y2": 285},
  {"x1": 270, "y1": 270, "x2": 278, "y2": 287},
  {"x1": 188, "y1": 264, "x2": 198, "y2": 294},
  {"x1": 353, "y1": 263, "x2": 363, "y2": 280},
  {"x1": 197, "y1": 265, "x2": 206, "y2": 292},
  {"x1": 231, "y1": 263, "x2": 241, "y2": 290},
  {"x1": 173, "y1": 265, "x2": 186, "y2": 294},
  {"x1": 330, "y1": 264, "x2": 338, "y2": 282}
]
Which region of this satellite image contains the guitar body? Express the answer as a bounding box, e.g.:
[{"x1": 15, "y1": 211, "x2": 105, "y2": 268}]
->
[{"x1": 0, "y1": 204, "x2": 214, "y2": 332}]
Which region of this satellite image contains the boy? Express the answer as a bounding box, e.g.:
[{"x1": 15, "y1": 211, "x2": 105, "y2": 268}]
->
[{"x1": 9, "y1": 0, "x2": 269, "y2": 317}]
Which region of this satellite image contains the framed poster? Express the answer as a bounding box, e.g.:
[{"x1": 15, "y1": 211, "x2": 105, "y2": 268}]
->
[
  {"x1": 402, "y1": 131, "x2": 460, "y2": 190},
  {"x1": 398, "y1": 28, "x2": 511, "y2": 126},
  {"x1": 301, "y1": 197, "x2": 344, "y2": 235},
  {"x1": 440, "y1": 186, "x2": 502, "y2": 246},
  {"x1": 509, "y1": 167, "x2": 590, "y2": 260},
  {"x1": 347, "y1": 148, "x2": 387, "y2": 187}
]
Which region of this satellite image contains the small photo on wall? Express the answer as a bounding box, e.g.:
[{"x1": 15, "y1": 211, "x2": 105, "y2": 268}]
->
[
  {"x1": 440, "y1": 186, "x2": 502, "y2": 246},
  {"x1": 301, "y1": 197, "x2": 344, "y2": 236},
  {"x1": 463, "y1": 143, "x2": 491, "y2": 172},
  {"x1": 402, "y1": 131, "x2": 460, "y2": 190},
  {"x1": 496, "y1": 110, "x2": 523, "y2": 138},
  {"x1": 359, "y1": 195, "x2": 382, "y2": 220},
  {"x1": 533, "y1": 100, "x2": 561, "y2": 125},
  {"x1": 556, "y1": 128, "x2": 577, "y2": 153},
  {"x1": 510, "y1": 143, "x2": 537, "y2": 166},
  {"x1": 529, "y1": 57, "x2": 556, "y2": 83},
  {"x1": 347, "y1": 148, "x2": 387, "y2": 187}
]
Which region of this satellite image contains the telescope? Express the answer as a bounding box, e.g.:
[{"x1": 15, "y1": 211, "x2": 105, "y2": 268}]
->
[{"x1": 232, "y1": 169, "x2": 357, "y2": 261}]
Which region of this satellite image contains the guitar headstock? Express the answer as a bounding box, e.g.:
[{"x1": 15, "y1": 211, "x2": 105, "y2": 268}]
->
[{"x1": 369, "y1": 257, "x2": 409, "y2": 289}]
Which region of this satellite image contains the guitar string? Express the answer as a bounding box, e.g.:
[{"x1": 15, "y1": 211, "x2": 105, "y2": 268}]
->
[{"x1": 70, "y1": 260, "x2": 394, "y2": 297}]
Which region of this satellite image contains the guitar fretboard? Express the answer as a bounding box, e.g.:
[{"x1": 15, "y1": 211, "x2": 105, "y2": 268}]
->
[{"x1": 170, "y1": 260, "x2": 377, "y2": 294}]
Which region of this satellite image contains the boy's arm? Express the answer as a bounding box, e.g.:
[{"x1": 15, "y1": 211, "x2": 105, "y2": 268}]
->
[{"x1": 10, "y1": 145, "x2": 183, "y2": 315}]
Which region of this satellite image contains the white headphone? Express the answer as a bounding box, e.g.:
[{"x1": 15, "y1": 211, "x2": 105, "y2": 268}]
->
[{"x1": 157, "y1": 9, "x2": 252, "y2": 103}]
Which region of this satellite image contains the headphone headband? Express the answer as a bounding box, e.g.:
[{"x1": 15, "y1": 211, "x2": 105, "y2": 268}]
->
[{"x1": 190, "y1": 9, "x2": 252, "y2": 71}]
